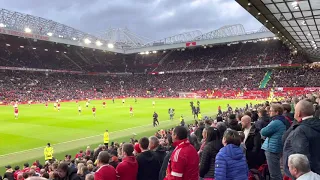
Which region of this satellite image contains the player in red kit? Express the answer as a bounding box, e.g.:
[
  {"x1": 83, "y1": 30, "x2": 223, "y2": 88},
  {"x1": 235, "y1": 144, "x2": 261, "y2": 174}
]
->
[
  {"x1": 45, "y1": 102, "x2": 48, "y2": 108},
  {"x1": 14, "y1": 107, "x2": 19, "y2": 119},
  {"x1": 92, "y1": 106, "x2": 96, "y2": 117},
  {"x1": 130, "y1": 106, "x2": 134, "y2": 117},
  {"x1": 57, "y1": 103, "x2": 61, "y2": 111},
  {"x1": 103, "y1": 102, "x2": 106, "y2": 108}
]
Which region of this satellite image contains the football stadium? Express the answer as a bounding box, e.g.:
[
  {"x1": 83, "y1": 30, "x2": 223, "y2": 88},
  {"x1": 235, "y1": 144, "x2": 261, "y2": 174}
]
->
[{"x1": 0, "y1": 0, "x2": 320, "y2": 179}]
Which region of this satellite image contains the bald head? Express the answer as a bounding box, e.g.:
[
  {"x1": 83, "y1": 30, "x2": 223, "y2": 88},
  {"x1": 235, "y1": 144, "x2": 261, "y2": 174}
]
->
[
  {"x1": 294, "y1": 99, "x2": 315, "y2": 122},
  {"x1": 241, "y1": 115, "x2": 251, "y2": 129}
]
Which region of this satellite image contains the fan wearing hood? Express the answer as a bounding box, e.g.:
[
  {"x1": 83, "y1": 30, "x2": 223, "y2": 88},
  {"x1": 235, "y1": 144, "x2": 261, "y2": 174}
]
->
[{"x1": 214, "y1": 129, "x2": 248, "y2": 180}]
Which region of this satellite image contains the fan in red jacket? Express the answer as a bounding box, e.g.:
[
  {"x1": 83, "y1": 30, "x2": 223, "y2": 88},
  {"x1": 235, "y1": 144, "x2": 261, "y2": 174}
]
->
[
  {"x1": 165, "y1": 126, "x2": 199, "y2": 180},
  {"x1": 75, "y1": 150, "x2": 83, "y2": 159},
  {"x1": 94, "y1": 151, "x2": 117, "y2": 180},
  {"x1": 116, "y1": 143, "x2": 138, "y2": 180}
]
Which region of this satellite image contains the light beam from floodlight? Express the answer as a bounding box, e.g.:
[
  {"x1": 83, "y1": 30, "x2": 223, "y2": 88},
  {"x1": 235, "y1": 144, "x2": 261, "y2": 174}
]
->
[
  {"x1": 96, "y1": 41, "x2": 103, "y2": 46},
  {"x1": 107, "y1": 43, "x2": 114, "y2": 48},
  {"x1": 84, "y1": 38, "x2": 91, "y2": 44},
  {"x1": 24, "y1": 27, "x2": 32, "y2": 33}
]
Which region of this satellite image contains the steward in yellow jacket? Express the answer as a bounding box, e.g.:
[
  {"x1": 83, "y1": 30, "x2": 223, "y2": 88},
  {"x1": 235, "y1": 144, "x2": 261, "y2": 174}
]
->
[
  {"x1": 44, "y1": 143, "x2": 53, "y2": 161},
  {"x1": 104, "y1": 130, "x2": 109, "y2": 148}
]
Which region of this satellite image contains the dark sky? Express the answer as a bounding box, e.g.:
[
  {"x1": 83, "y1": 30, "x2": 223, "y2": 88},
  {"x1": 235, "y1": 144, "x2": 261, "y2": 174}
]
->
[{"x1": 0, "y1": 0, "x2": 262, "y2": 41}]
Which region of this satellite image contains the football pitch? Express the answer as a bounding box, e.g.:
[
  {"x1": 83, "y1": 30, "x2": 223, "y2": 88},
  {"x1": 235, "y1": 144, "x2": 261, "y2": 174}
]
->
[{"x1": 0, "y1": 98, "x2": 257, "y2": 167}]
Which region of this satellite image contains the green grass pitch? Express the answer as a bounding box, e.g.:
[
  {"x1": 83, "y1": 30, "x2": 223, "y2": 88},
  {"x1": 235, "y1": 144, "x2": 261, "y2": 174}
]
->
[{"x1": 0, "y1": 98, "x2": 258, "y2": 170}]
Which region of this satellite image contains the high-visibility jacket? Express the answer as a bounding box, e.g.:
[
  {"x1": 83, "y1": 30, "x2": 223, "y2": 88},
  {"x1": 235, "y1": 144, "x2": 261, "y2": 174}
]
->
[
  {"x1": 180, "y1": 116, "x2": 184, "y2": 122},
  {"x1": 44, "y1": 146, "x2": 53, "y2": 160},
  {"x1": 104, "y1": 132, "x2": 109, "y2": 143},
  {"x1": 198, "y1": 113, "x2": 202, "y2": 120}
]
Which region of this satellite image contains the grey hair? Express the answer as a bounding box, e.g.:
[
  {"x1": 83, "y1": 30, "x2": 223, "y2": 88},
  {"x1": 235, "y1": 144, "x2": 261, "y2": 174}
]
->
[
  {"x1": 298, "y1": 99, "x2": 315, "y2": 116},
  {"x1": 85, "y1": 173, "x2": 94, "y2": 180},
  {"x1": 149, "y1": 136, "x2": 159, "y2": 147},
  {"x1": 288, "y1": 154, "x2": 310, "y2": 174}
]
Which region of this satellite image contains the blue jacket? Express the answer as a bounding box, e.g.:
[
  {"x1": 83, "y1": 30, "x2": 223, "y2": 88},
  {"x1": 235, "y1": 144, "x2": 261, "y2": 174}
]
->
[
  {"x1": 261, "y1": 115, "x2": 287, "y2": 153},
  {"x1": 215, "y1": 144, "x2": 248, "y2": 180}
]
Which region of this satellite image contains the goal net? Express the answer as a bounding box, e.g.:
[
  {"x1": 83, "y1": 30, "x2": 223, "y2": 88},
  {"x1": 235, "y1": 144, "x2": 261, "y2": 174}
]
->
[{"x1": 178, "y1": 92, "x2": 197, "y2": 98}]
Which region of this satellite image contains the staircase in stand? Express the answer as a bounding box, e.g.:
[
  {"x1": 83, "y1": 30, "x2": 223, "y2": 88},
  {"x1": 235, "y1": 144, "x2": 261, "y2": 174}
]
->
[{"x1": 259, "y1": 70, "x2": 272, "y2": 88}]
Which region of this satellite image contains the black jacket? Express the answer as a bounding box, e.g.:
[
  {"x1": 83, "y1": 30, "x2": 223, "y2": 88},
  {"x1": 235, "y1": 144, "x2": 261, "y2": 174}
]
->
[
  {"x1": 159, "y1": 146, "x2": 174, "y2": 180},
  {"x1": 3, "y1": 171, "x2": 14, "y2": 180},
  {"x1": 54, "y1": 167, "x2": 81, "y2": 180},
  {"x1": 244, "y1": 125, "x2": 264, "y2": 169},
  {"x1": 227, "y1": 119, "x2": 241, "y2": 131},
  {"x1": 199, "y1": 140, "x2": 223, "y2": 178},
  {"x1": 154, "y1": 145, "x2": 166, "y2": 166},
  {"x1": 255, "y1": 116, "x2": 270, "y2": 131},
  {"x1": 283, "y1": 117, "x2": 320, "y2": 177},
  {"x1": 194, "y1": 124, "x2": 205, "y2": 142},
  {"x1": 136, "y1": 150, "x2": 161, "y2": 180}
]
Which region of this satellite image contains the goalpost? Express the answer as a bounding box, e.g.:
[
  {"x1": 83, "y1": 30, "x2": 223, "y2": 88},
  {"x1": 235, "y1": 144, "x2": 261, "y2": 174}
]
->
[{"x1": 178, "y1": 92, "x2": 198, "y2": 99}]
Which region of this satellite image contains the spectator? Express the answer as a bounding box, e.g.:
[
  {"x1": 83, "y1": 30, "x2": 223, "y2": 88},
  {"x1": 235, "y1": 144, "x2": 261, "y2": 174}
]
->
[
  {"x1": 54, "y1": 163, "x2": 80, "y2": 180},
  {"x1": 255, "y1": 108, "x2": 270, "y2": 131},
  {"x1": 282, "y1": 103, "x2": 294, "y2": 124},
  {"x1": 3, "y1": 165, "x2": 14, "y2": 180},
  {"x1": 159, "y1": 135, "x2": 174, "y2": 180},
  {"x1": 85, "y1": 174, "x2": 94, "y2": 180},
  {"x1": 136, "y1": 137, "x2": 161, "y2": 180},
  {"x1": 227, "y1": 114, "x2": 241, "y2": 131},
  {"x1": 116, "y1": 143, "x2": 138, "y2": 180},
  {"x1": 283, "y1": 100, "x2": 320, "y2": 178},
  {"x1": 164, "y1": 126, "x2": 199, "y2": 180},
  {"x1": 94, "y1": 151, "x2": 117, "y2": 180},
  {"x1": 241, "y1": 115, "x2": 264, "y2": 169},
  {"x1": 214, "y1": 129, "x2": 248, "y2": 180},
  {"x1": 109, "y1": 151, "x2": 120, "y2": 169},
  {"x1": 199, "y1": 127, "x2": 223, "y2": 179},
  {"x1": 194, "y1": 122, "x2": 205, "y2": 142},
  {"x1": 261, "y1": 104, "x2": 287, "y2": 180},
  {"x1": 149, "y1": 136, "x2": 166, "y2": 166},
  {"x1": 189, "y1": 134, "x2": 201, "y2": 151},
  {"x1": 288, "y1": 154, "x2": 320, "y2": 180}
]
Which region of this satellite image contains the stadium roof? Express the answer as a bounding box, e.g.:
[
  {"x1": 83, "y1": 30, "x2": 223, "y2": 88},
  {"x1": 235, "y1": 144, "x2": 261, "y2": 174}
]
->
[
  {"x1": 236, "y1": 0, "x2": 320, "y2": 61},
  {"x1": 0, "y1": 8, "x2": 275, "y2": 54}
]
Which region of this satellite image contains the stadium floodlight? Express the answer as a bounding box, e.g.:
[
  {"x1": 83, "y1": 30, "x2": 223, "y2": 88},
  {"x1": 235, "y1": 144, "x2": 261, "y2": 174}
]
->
[
  {"x1": 145, "y1": 51, "x2": 150, "y2": 55},
  {"x1": 301, "y1": 20, "x2": 306, "y2": 25},
  {"x1": 44, "y1": 49, "x2": 48, "y2": 51},
  {"x1": 107, "y1": 43, "x2": 114, "y2": 49},
  {"x1": 64, "y1": 52, "x2": 67, "y2": 54},
  {"x1": 273, "y1": 37, "x2": 277, "y2": 40},
  {"x1": 311, "y1": 41, "x2": 315, "y2": 44},
  {"x1": 204, "y1": 46, "x2": 207, "y2": 49},
  {"x1": 84, "y1": 38, "x2": 91, "y2": 44},
  {"x1": 307, "y1": 33, "x2": 311, "y2": 36},
  {"x1": 20, "y1": 46, "x2": 24, "y2": 48},
  {"x1": 140, "y1": 52, "x2": 145, "y2": 55},
  {"x1": 96, "y1": 40, "x2": 103, "y2": 46},
  {"x1": 152, "y1": 51, "x2": 157, "y2": 53},
  {"x1": 0, "y1": 23, "x2": 6, "y2": 27},
  {"x1": 6, "y1": 44, "x2": 10, "y2": 46},
  {"x1": 58, "y1": 35, "x2": 64, "y2": 38},
  {"x1": 265, "y1": 20, "x2": 268, "y2": 23},
  {"x1": 24, "y1": 27, "x2": 32, "y2": 33},
  {"x1": 32, "y1": 47, "x2": 36, "y2": 50},
  {"x1": 47, "y1": 32, "x2": 53, "y2": 36},
  {"x1": 314, "y1": 47, "x2": 318, "y2": 49},
  {"x1": 163, "y1": 50, "x2": 166, "y2": 53},
  {"x1": 248, "y1": 2, "x2": 251, "y2": 6},
  {"x1": 56, "y1": 50, "x2": 60, "y2": 53},
  {"x1": 72, "y1": 37, "x2": 77, "y2": 41}
]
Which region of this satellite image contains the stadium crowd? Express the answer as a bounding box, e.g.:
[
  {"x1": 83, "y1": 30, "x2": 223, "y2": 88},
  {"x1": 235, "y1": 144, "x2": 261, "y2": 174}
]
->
[
  {"x1": 2, "y1": 94, "x2": 320, "y2": 180},
  {"x1": 0, "y1": 34, "x2": 308, "y2": 73},
  {"x1": 1, "y1": 66, "x2": 320, "y2": 103}
]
